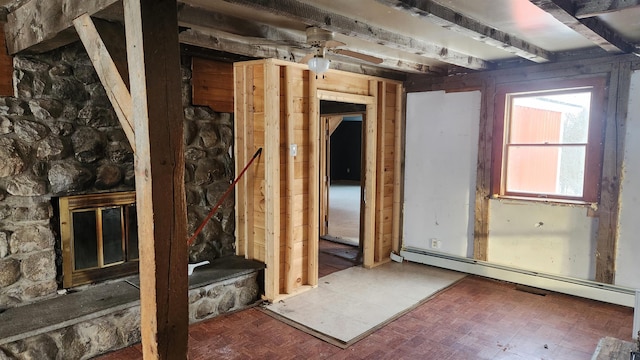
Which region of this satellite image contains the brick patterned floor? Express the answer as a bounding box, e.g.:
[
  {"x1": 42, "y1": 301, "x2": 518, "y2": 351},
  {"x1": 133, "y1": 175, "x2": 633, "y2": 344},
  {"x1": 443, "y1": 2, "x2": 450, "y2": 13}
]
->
[{"x1": 97, "y1": 273, "x2": 633, "y2": 360}]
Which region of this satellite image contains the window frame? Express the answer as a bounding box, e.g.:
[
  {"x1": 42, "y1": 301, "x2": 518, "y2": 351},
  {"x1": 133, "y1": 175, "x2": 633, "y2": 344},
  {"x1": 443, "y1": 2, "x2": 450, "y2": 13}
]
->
[{"x1": 491, "y1": 77, "x2": 607, "y2": 204}]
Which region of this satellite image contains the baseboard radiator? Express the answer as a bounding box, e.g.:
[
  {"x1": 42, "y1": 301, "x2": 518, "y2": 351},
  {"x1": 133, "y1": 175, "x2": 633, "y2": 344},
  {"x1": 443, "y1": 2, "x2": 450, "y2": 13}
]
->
[{"x1": 401, "y1": 247, "x2": 636, "y2": 307}]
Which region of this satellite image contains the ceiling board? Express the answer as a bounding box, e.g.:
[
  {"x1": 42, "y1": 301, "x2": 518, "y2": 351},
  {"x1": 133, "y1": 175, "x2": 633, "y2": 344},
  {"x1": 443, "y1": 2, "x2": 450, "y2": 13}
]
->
[
  {"x1": 435, "y1": 0, "x2": 596, "y2": 51},
  {"x1": 598, "y1": 9, "x2": 640, "y2": 41}
]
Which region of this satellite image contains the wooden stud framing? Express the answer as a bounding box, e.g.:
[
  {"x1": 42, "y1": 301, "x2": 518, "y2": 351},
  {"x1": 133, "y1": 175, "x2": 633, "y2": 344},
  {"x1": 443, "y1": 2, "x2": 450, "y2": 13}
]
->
[
  {"x1": 319, "y1": 116, "x2": 329, "y2": 237},
  {"x1": 391, "y1": 84, "x2": 404, "y2": 253},
  {"x1": 284, "y1": 67, "x2": 296, "y2": 294},
  {"x1": 123, "y1": 0, "x2": 188, "y2": 358},
  {"x1": 234, "y1": 60, "x2": 401, "y2": 299},
  {"x1": 365, "y1": 82, "x2": 379, "y2": 268},
  {"x1": 264, "y1": 61, "x2": 281, "y2": 299},
  {"x1": 73, "y1": 14, "x2": 135, "y2": 152},
  {"x1": 375, "y1": 81, "x2": 386, "y2": 262},
  {"x1": 245, "y1": 66, "x2": 255, "y2": 260},
  {"x1": 234, "y1": 65, "x2": 247, "y2": 257},
  {"x1": 307, "y1": 73, "x2": 319, "y2": 287}
]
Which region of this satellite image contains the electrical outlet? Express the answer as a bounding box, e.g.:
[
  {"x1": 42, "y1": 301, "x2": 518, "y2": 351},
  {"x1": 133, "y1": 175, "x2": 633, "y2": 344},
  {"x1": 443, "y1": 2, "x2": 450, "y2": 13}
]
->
[
  {"x1": 430, "y1": 238, "x2": 441, "y2": 249},
  {"x1": 290, "y1": 144, "x2": 298, "y2": 157}
]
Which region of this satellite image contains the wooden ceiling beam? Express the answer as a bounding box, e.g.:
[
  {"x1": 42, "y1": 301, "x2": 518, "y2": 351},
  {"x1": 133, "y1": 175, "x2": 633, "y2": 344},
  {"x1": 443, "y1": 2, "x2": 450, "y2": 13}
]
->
[
  {"x1": 218, "y1": 0, "x2": 492, "y2": 70},
  {"x1": 178, "y1": 5, "x2": 434, "y2": 75},
  {"x1": 575, "y1": 0, "x2": 640, "y2": 18},
  {"x1": 177, "y1": 3, "x2": 305, "y2": 44},
  {"x1": 530, "y1": 0, "x2": 639, "y2": 54},
  {"x1": 179, "y1": 28, "x2": 430, "y2": 78},
  {"x1": 377, "y1": 0, "x2": 554, "y2": 63},
  {"x1": 4, "y1": 0, "x2": 120, "y2": 54}
]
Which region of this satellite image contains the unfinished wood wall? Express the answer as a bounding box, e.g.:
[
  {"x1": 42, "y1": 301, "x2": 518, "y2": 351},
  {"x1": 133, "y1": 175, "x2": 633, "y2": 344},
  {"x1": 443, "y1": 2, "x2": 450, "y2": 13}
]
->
[
  {"x1": 234, "y1": 59, "x2": 403, "y2": 301},
  {"x1": 376, "y1": 82, "x2": 402, "y2": 262},
  {"x1": 192, "y1": 57, "x2": 234, "y2": 113},
  {"x1": 0, "y1": 33, "x2": 13, "y2": 97}
]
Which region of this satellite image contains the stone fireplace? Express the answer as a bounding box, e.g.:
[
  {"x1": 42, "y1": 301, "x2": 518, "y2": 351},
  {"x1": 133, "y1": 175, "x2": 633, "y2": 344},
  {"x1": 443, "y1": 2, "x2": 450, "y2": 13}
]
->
[{"x1": 0, "y1": 42, "x2": 238, "y2": 309}]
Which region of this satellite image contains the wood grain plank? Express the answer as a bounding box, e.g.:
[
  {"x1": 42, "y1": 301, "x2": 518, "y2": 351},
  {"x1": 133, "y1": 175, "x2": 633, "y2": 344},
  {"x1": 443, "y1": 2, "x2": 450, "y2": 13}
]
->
[
  {"x1": 234, "y1": 64, "x2": 247, "y2": 257},
  {"x1": 474, "y1": 79, "x2": 492, "y2": 261},
  {"x1": 363, "y1": 81, "x2": 378, "y2": 268},
  {"x1": 595, "y1": 62, "x2": 630, "y2": 283},
  {"x1": 6, "y1": 0, "x2": 119, "y2": 54},
  {"x1": 0, "y1": 33, "x2": 13, "y2": 96},
  {"x1": 284, "y1": 66, "x2": 296, "y2": 294},
  {"x1": 264, "y1": 61, "x2": 281, "y2": 300},
  {"x1": 192, "y1": 57, "x2": 234, "y2": 113},
  {"x1": 123, "y1": 0, "x2": 187, "y2": 358},
  {"x1": 376, "y1": 81, "x2": 386, "y2": 263},
  {"x1": 307, "y1": 71, "x2": 319, "y2": 287}
]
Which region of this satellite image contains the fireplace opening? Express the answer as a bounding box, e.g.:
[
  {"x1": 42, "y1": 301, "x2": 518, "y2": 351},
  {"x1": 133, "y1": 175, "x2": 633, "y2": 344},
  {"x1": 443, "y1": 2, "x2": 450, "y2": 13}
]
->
[{"x1": 58, "y1": 192, "x2": 139, "y2": 288}]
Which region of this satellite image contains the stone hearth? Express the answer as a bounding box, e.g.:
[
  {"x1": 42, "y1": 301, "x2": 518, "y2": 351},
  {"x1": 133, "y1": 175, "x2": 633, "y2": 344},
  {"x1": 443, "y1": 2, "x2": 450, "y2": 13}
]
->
[{"x1": 0, "y1": 257, "x2": 264, "y2": 359}]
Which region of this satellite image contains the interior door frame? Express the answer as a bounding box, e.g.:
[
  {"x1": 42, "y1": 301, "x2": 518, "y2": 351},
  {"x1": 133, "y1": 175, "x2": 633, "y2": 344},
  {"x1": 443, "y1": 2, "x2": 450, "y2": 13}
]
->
[
  {"x1": 319, "y1": 113, "x2": 364, "y2": 237},
  {"x1": 310, "y1": 89, "x2": 377, "y2": 285}
]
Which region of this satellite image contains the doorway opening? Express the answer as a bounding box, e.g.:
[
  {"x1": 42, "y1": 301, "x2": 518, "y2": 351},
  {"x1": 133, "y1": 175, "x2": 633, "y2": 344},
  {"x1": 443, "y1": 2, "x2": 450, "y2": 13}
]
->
[{"x1": 319, "y1": 101, "x2": 365, "y2": 277}]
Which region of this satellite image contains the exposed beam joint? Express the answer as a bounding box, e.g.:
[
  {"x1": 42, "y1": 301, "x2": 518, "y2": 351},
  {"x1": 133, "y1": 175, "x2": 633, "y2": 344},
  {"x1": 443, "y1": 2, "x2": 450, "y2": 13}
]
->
[
  {"x1": 179, "y1": 28, "x2": 413, "y2": 79},
  {"x1": 4, "y1": 0, "x2": 120, "y2": 54},
  {"x1": 378, "y1": 0, "x2": 554, "y2": 63},
  {"x1": 178, "y1": 5, "x2": 435, "y2": 75},
  {"x1": 575, "y1": 0, "x2": 640, "y2": 18},
  {"x1": 73, "y1": 14, "x2": 135, "y2": 152},
  {"x1": 219, "y1": 0, "x2": 492, "y2": 70},
  {"x1": 529, "y1": 0, "x2": 639, "y2": 54}
]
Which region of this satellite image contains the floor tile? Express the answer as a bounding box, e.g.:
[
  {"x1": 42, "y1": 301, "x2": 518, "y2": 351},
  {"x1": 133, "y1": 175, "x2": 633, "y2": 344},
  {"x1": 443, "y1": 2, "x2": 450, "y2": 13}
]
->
[{"x1": 97, "y1": 275, "x2": 634, "y2": 360}]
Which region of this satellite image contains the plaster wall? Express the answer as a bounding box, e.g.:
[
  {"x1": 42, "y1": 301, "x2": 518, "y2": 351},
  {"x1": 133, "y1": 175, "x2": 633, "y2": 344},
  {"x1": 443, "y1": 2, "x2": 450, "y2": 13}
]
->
[
  {"x1": 487, "y1": 200, "x2": 597, "y2": 279},
  {"x1": 404, "y1": 89, "x2": 599, "y2": 281},
  {"x1": 403, "y1": 90, "x2": 480, "y2": 257}
]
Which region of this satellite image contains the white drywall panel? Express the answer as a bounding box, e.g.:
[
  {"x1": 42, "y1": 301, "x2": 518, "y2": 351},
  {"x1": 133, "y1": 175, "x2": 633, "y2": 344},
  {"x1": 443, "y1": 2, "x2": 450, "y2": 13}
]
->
[
  {"x1": 487, "y1": 199, "x2": 597, "y2": 279},
  {"x1": 616, "y1": 70, "x2": 640, "y2": 290},
  {"x1": 403, "y1": 90, "x2": 481, "y2": 257}
]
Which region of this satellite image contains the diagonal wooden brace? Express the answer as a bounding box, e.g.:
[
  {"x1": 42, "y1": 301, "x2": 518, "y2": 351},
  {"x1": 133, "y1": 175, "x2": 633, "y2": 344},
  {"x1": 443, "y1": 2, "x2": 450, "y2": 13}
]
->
[{"x1": 73, "y1": 14, "x2": 136, "y2": 152}]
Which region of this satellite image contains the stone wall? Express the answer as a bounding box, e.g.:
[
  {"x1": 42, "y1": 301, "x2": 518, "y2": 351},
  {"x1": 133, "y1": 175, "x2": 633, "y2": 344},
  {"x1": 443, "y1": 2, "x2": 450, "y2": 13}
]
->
[{"x1": 0, "y1": 42, "x2": 237, "y2": 308}]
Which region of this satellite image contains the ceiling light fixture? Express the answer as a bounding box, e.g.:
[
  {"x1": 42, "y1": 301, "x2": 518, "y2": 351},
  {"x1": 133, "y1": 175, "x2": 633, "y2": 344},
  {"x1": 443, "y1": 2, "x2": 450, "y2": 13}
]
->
[
  {"x1": 307, "y1": 46, "x2": 330, "y2": 76},
  {"x1": 307, "y1": 56, "x2": 330, "y2": 75}
]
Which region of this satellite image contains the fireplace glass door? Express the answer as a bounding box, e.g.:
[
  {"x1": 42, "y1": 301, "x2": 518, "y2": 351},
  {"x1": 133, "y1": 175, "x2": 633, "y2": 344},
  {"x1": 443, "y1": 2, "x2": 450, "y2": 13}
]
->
[{"x1": 60, "y1": 192, "x2": 139, "y2": 288}]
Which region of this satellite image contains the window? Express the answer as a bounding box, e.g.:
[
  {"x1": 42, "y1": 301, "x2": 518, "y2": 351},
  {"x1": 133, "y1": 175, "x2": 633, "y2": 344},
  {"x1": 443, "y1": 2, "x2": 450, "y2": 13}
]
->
[
  {"x1": 59, "y1": 192, "x2": 139, "y2": 287},
  {"x1": 492, "y1": 78, "x2": 606, "y2": 203}
]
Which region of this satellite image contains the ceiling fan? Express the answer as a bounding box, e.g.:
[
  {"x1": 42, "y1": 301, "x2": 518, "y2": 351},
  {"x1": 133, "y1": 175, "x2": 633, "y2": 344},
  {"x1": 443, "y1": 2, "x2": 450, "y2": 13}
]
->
[{"x1": 300, "y1": 27, "x2": 383, "y2": 74}]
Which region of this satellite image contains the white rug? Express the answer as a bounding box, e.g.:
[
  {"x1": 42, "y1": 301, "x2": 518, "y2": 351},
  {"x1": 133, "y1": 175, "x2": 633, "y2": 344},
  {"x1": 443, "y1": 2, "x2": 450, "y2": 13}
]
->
[{"x1": 264, "y1": 261, "x2": 466, "y2": 347}]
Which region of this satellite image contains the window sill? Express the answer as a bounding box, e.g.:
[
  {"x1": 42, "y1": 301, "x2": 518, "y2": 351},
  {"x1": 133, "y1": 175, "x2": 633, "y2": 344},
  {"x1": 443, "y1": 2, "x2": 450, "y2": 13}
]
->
[{"x1": 490, "y1": 194, "x2": 598, "y2": 209}]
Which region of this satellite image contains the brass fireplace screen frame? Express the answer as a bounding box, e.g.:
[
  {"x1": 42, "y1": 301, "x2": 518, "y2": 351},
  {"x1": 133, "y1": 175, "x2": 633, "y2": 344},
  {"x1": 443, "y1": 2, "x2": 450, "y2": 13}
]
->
[{"x1": 59, "y1": 191, "x2": 139, "y2": 288}]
